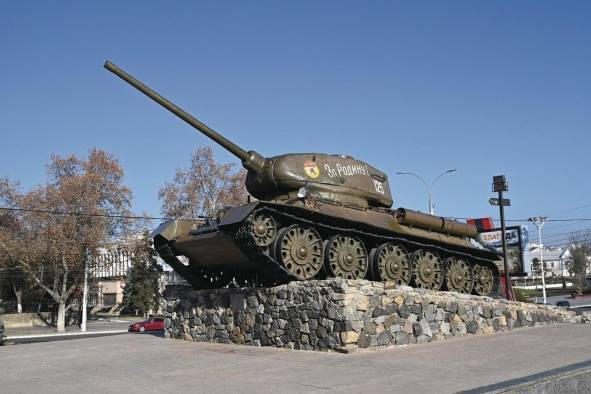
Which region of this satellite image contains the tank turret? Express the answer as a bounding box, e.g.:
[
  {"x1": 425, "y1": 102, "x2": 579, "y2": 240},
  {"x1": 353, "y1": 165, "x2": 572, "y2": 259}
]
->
[{"x1": 105, "y1": 61, "x2": 392, "y2": 209}]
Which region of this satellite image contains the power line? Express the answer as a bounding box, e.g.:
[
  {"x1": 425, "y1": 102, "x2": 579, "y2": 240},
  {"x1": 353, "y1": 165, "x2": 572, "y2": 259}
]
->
[
  {"x1": 545, "y1": 203, "x2": 591, "y2": 216},
  {"x1": 541, "y1": 220, "x2": 590, "y2": 231},
  {"x1": 4, "y1": 206, "x2": 591, "y2": 223},
  {"x1": 0, "y1": 206, "x2": 165, "y2": 221},
  {"x1": 0, "y1": 206, "x2": 208, "y2": 221},
  {"x1": 544, "y1": 234, "x2": 591, "y2": 245},
  {"x1": 526, "y1": 227, "x2": 591, "y2": 242},
  {"x1": 448, "y1": 216, "x2": 591, "y2": 223},
  {"x1": 545, "y1": 240, "x2": 591, "y2": 250}
]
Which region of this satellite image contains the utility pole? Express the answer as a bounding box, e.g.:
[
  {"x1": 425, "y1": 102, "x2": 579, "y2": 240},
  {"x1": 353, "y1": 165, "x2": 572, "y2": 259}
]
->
[
  {"x1": 81, "y1": 249, "x2": 89, "y2": 332},
  {"x1": 528, "y1": 216, "x2": 548, "y2": 304},
  {"x1": 491, "y1": 175, "x2": 512, "y2": 299}
]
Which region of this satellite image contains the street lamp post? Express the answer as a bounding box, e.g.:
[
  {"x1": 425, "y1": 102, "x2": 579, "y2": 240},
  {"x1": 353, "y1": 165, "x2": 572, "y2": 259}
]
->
[
  {"x1": 528, "y1": 217, "x2": 548, "y2": 304},
  {"x1": 81, "y1": 249, "x2": 89, "y2": 332},
  {"x1": 491, "y1": 175, "x2": 512, "y2": 299},
  {"x1": 396, "y1": 169, "x2": 457, "y2": 215}
]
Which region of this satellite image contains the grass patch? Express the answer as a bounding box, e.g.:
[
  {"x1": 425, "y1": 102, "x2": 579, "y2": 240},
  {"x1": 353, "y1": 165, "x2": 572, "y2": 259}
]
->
[{"x1": 513, "y1": 288, "x2": 540, "y2": 303}]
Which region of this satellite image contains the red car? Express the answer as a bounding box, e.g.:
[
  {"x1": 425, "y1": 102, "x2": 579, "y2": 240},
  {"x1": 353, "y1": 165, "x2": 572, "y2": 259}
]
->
[{"x1": 129, "y1": 318, "x2": 165, "y2": 332}]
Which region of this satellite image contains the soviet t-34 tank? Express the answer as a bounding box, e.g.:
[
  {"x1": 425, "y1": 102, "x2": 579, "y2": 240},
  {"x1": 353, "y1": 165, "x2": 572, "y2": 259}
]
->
[{"x1": 105, "y1": 61, "x2": 501, "y2": 296}]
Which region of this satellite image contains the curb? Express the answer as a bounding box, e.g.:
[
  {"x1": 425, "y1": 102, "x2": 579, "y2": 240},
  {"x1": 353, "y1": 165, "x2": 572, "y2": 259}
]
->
[
  {"x1": 6, "y1": 330, "x2": 129, "y2": 344},
  {"x1": 460, "y1": 359, "x2": 591, "y2": 393}
]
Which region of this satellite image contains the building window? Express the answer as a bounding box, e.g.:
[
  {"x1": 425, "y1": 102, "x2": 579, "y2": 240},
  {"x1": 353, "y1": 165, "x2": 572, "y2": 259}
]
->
[{"x1": 103, "y1": 293, "x2": 117, "y2": 307}]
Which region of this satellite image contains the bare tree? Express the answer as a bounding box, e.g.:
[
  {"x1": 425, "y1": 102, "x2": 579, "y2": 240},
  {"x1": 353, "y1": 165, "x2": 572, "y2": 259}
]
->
[
  {"x1": 3, "y1": 266, "x2": 29, "y2": 313},
  {"x1": 567, "y1": 230, "x2": 591, "y2": 286},
  {"x1": 159, "y1": 146, "x2": 248, "y2": 219},
  {"x1": 0, "y1": 149, "x2": 133, "y2": 332}
]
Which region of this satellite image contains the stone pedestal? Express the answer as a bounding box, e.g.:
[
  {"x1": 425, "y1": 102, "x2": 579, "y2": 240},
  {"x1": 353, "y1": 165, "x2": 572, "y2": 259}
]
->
[{"x1": 164, "y1": 280, "x2": 581, "y2": 353}]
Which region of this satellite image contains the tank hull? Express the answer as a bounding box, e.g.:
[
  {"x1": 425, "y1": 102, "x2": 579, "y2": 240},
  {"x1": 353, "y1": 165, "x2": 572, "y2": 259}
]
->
[{"x1": 153, "y1": 200, "x2": 501, "y2": 296}]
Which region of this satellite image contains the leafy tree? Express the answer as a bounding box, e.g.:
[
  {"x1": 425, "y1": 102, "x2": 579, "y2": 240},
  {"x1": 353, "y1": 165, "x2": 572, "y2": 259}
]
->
[
  {"x1": 122, "y1": 234, "x2": 162, "y2": 317},
  {"x1": 567, "y1": 230, "x2": 591, "y2": 287},
  {"x1": 0, "y1": 149, "x2": 133, "y2": 332},
  {"x1": 159, "y1": 146, "x2": 248, "y2": 219}
]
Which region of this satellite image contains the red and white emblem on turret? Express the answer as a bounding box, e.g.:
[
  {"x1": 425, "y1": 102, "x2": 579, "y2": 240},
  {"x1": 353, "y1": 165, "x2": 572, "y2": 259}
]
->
[{"x1": 303, "y1": 161, "x2": 320, "y2": 179}]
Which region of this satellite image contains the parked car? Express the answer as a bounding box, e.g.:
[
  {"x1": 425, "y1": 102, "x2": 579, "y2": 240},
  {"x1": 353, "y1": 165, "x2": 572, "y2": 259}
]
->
[
  {"x1": 129, "y1": 317, "x2": 165, "y2": 332},
  {"x1": 555, "y1": 300, "x2": 570, "y2": 309}
]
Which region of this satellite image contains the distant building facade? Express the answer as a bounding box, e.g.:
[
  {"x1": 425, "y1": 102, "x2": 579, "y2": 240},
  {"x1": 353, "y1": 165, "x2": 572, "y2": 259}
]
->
[{"x1": 526, "y1": 243, "x2": 591, "y2": 278}]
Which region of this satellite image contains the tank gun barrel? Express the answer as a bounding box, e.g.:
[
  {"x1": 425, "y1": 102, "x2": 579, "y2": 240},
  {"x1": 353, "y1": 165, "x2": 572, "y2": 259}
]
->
[{"x1": 104, "y1": 61, "x2": 265, "y2": 171}]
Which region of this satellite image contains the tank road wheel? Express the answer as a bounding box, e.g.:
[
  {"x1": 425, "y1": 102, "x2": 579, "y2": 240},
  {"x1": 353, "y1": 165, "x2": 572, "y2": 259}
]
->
[
  {"x1": 274, "y1": 225, "x2": 324, "y2": 280},
  {"x1": 325, "y1": 234, "x2": 368, "y2": 280},
  {"x1": 370, "y1": 243, "x2": 412, "y2": 285},
  {"x1": 445, "y1": 258, "x2": 474, "y2": 294},
  {"x1": 250, "y1": 212, "x2": 277, "y2": 247},
  {"x1": 472, "y1": 264, "x2": 494, "y2": 296},
  {"x1": 412, "y1": 250, "x2": 444, "y2": 290}
]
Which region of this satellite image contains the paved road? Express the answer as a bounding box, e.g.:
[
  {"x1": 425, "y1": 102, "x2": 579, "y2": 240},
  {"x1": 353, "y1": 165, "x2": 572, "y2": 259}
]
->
[
  {"x1": 541, "y1": 295, "x2": 591, "y2": 315},
  {"x1": 1, "y1": 324, "x2": 590, "y2": 393},
  {"x1": 545, "y1": 294, "x2": 591, "y2": 307}
]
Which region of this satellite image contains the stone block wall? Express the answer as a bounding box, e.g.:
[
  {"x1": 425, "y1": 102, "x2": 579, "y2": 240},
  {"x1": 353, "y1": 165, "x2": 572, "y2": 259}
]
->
[{"x1": 164, "y1": 280, "x2": 584, "y2": 353}]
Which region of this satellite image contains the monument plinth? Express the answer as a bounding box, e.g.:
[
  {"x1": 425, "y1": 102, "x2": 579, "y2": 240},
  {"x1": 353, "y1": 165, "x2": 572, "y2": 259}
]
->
[{"x1": 164, "y1": 280, "x2": 583, "y2": 353}]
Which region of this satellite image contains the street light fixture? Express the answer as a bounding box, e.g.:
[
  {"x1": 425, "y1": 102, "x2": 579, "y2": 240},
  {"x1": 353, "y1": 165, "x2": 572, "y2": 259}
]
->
[
  {"x1": 395, "y1": 169, "x2": 457, "y2": 215},
  {"x1": 528, "y1": 216, "x2": 548, "y2": 304}
]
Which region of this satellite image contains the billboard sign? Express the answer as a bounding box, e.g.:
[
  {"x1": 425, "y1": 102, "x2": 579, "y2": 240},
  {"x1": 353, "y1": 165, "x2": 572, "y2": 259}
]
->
[{"x1": 478, "y1": 225, "x2": 526, "y2": 276}]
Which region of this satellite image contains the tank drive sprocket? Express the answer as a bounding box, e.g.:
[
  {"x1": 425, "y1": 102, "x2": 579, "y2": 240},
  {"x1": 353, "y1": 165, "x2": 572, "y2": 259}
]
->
[{"x1": 250, "y1": 211, "x2": 278, "y2": 247}]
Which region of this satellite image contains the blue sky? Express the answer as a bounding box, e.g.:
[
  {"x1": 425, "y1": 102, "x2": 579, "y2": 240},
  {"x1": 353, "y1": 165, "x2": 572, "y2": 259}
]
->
[{"x1": 1, "y1": 1, "x2": 590, "y2": 247}]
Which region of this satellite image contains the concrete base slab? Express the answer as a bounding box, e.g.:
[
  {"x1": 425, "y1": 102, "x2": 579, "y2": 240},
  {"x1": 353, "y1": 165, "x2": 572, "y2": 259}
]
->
[{"x1": 0, "y1": 324, "x2": 590, "y2": 393}]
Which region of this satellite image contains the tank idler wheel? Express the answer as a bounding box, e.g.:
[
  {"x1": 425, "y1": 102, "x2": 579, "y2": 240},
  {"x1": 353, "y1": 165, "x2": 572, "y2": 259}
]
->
[
  {"x1": 370, "y1": 243, "x2": 412, "y2": 285},
  {"x1": 250, "y1": 212, "x2": 277, "y2": 247},
  {"x1": 444, "y1": 257, "x2": 474, "y2": 294},
  {"x1": 325, "y1": 234, "x2": 368, "y2": 280},
  {"x1": 274, "y1": 225, "x2": 324, "y2": 280},
  {"x1": 472, "y1": 263, "x2": 494, "y2": 296},
  {"x1": 411, "y1": 249, "x2": 444, "y2": 291}
]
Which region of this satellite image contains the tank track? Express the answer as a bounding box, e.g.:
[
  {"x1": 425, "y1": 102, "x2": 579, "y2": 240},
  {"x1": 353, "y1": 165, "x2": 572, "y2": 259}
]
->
[{"x1": 228, "y1": 206, "x2": 501, "y2": 297}]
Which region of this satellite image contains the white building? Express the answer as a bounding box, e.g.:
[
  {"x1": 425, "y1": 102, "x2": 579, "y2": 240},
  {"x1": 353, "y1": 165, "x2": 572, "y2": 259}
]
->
[{"x1": 526, "y1": 243, "x2": 591, "y2": 278}]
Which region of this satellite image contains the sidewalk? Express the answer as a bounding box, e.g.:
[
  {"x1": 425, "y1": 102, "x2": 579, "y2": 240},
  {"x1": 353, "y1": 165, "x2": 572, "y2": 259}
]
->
[{"x1": 5, "y1": 318, "x2": 133, "y2": 343}]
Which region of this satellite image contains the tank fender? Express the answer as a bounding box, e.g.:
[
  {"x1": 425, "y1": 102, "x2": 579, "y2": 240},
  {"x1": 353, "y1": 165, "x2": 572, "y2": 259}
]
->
[
  {"x1": 149, "y1": 219, "x2": 197, "y2": 242},
  {"x1": 217, "y1": 202, "x2": 261, "y2": 228}
]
